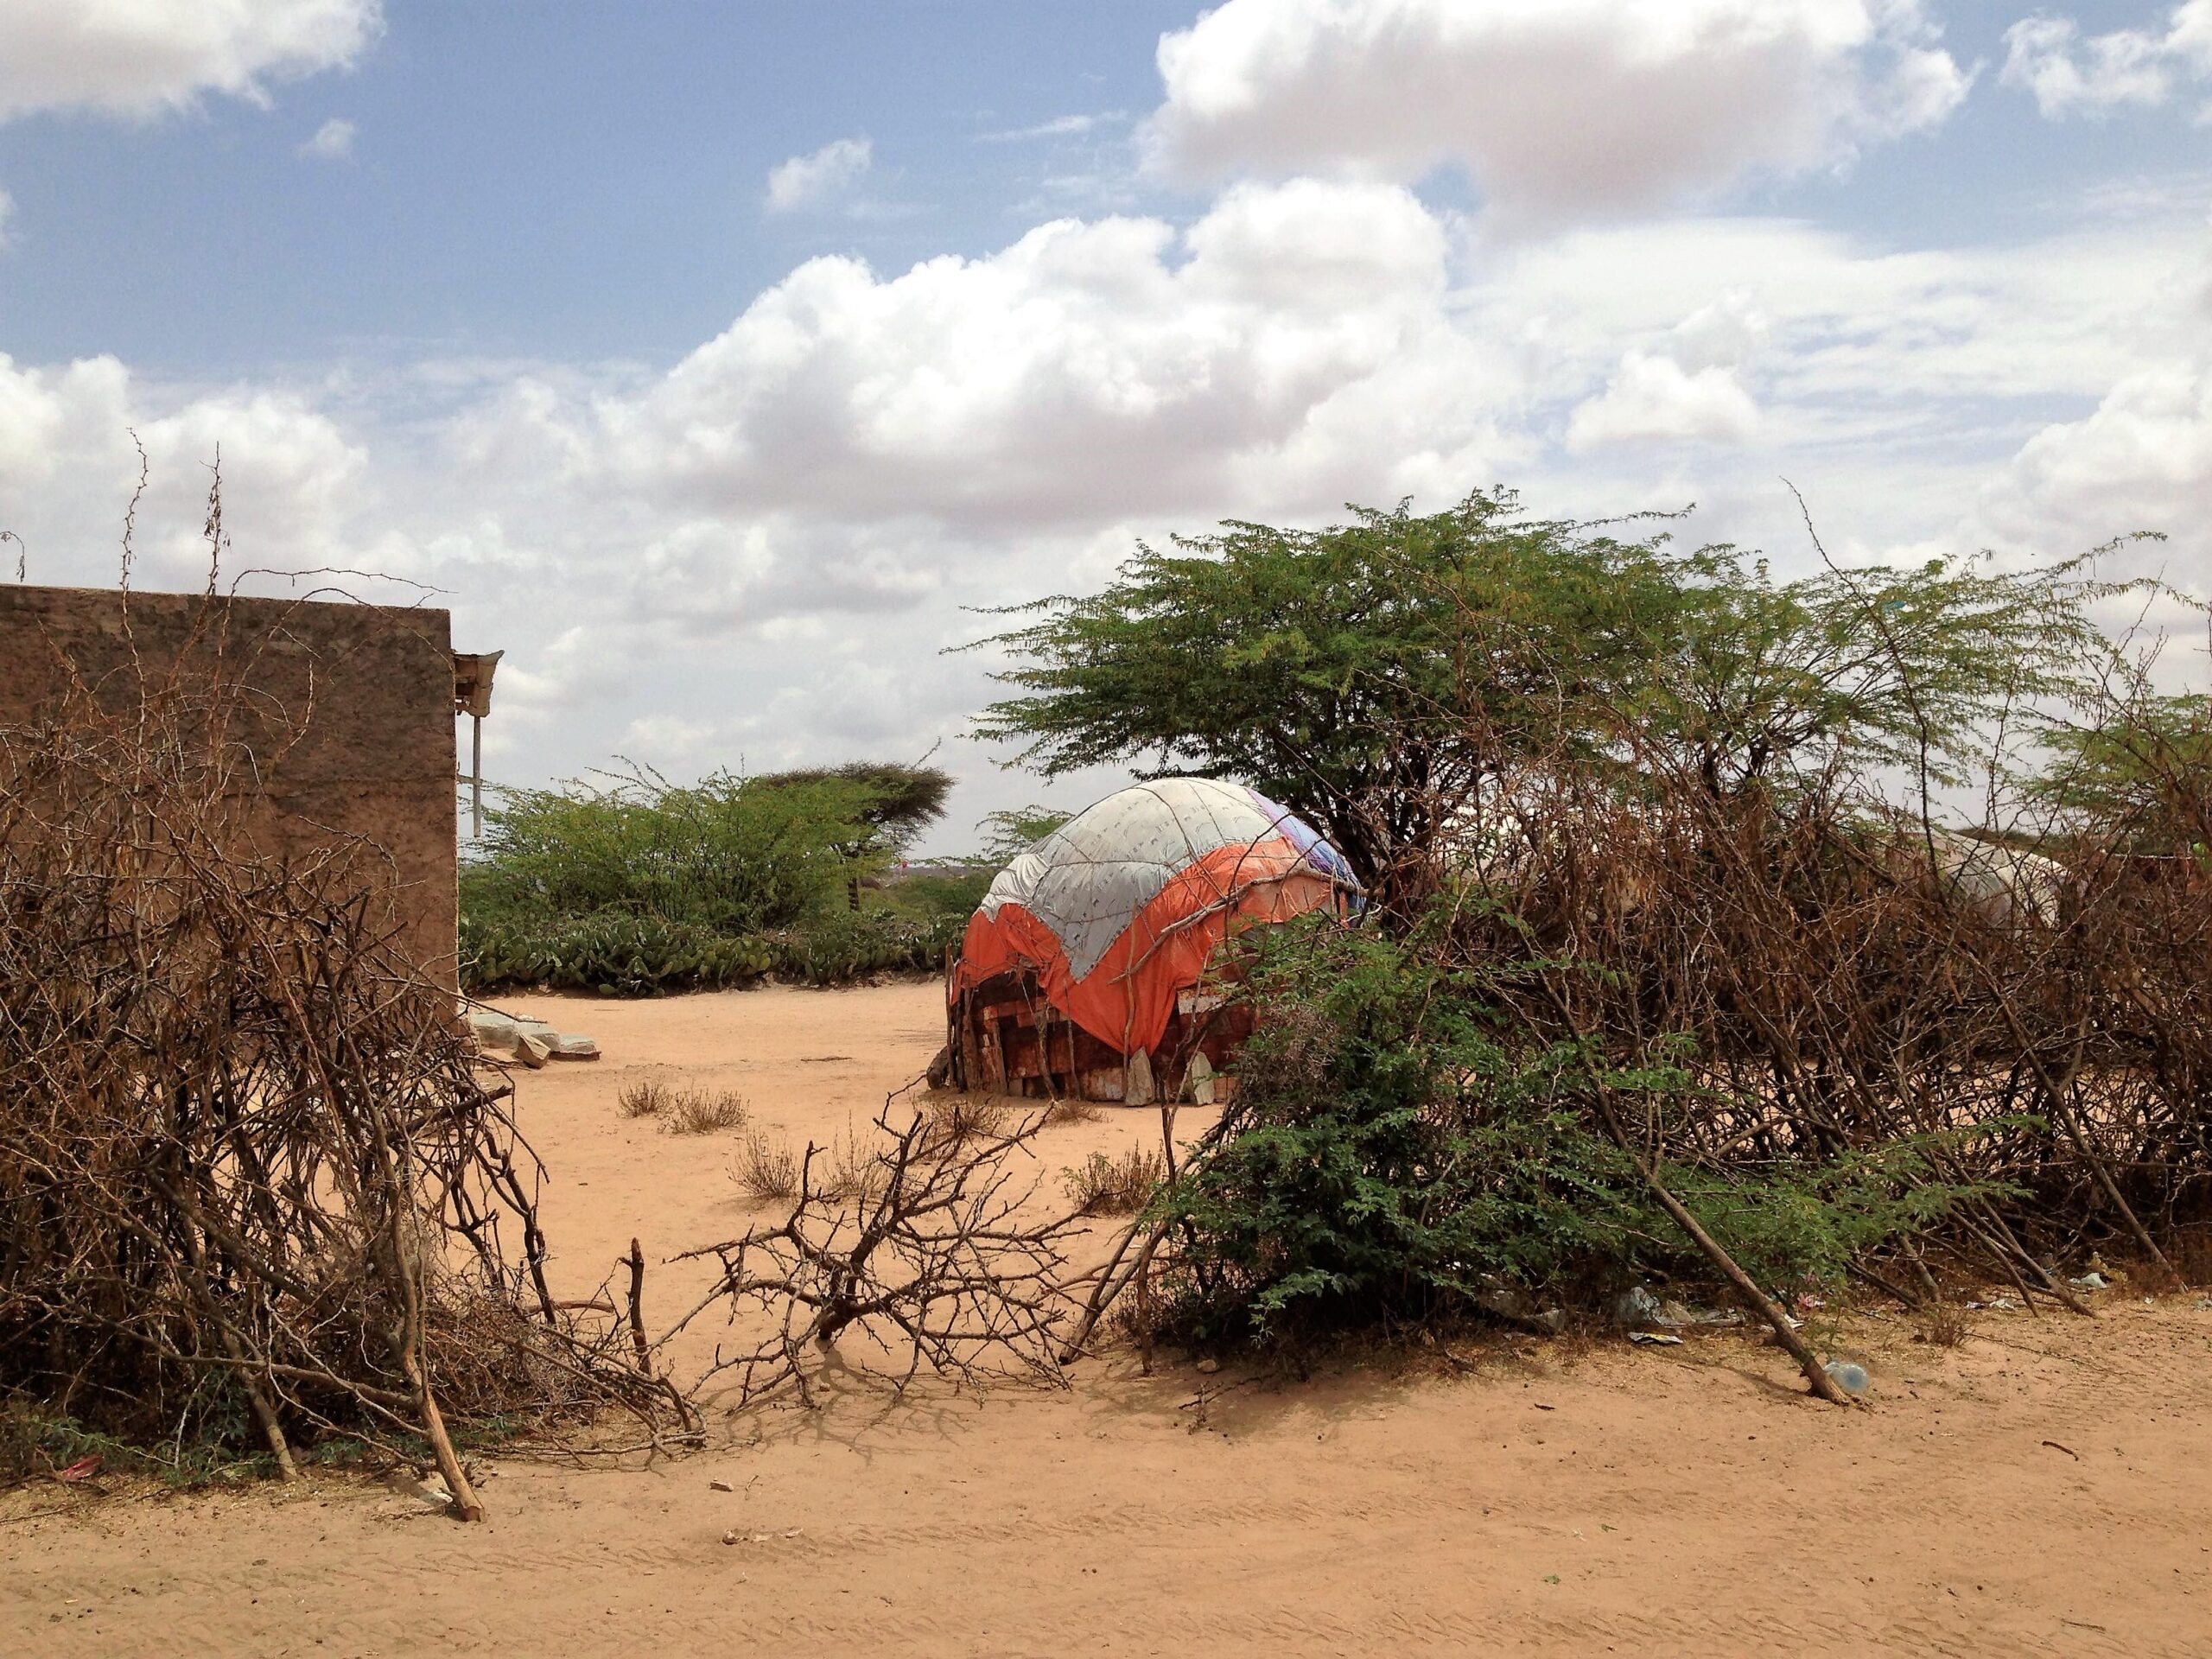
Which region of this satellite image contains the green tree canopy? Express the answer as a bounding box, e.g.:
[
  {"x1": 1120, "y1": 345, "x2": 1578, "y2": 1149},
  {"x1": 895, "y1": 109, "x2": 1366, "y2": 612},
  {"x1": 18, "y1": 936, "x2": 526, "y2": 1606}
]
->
[
  {"x1": 1637, "y1": 544, "x2": 2118, "y2": 800},
  {"x1": 974, "y1": 804, "x2": 1072, "y2": 867},
  {"x1": 754, "y1": 760, "x2": 954, "y2": 908},
  {"x1": 467, "y1": 769, "x2": 888, "y2": 933},
  {"x1": 753, "y1": 760, "x2": 952, "y2": 850},
  {"x1": 969, "y1": 491, "x2": 1707, "y2": 895},
  {"x1": 2032, "y1": 693, "x2": 2212, "y2": 853},
  {"x1": 971, "y1": 490, "x2": 2127, "y2": 904}
]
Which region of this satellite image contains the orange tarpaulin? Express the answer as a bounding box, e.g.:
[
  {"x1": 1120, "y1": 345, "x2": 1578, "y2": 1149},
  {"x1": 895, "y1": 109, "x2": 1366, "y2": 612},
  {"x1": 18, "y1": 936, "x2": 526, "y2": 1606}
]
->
[{"x1": 950, "y1": 779, "x2": 1356, "y2": 1058}]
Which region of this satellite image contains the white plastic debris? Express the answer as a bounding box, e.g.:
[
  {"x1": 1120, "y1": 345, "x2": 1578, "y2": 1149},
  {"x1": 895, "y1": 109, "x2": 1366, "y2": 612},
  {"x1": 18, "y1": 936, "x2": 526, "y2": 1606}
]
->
[
  {"x1": 1660, "y1": 1299, "x2": 1743, "y2": 1327},
  {"x1": 1612, "y1": 1286, "x2": 1664, "y2": 1328},
  {"x1": 1822, "y1": 1360, "x2": 1872, "y2": 1397},
  {"x1": 465, "y1": 1007, "x2": 596, "y2": 1066}
]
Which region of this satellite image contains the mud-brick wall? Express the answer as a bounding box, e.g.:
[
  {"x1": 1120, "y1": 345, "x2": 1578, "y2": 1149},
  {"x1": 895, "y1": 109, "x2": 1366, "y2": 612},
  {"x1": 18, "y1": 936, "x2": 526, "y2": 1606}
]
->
[{"x1": 0, "y1": 586, "x2": 460, "y2": 989}]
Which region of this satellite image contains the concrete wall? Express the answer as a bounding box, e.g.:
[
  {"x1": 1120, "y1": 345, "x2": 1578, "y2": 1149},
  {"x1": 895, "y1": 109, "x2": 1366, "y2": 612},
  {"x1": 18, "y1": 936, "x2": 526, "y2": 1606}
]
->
[{"x1": 0, "y1": 586, "x2": 460, "y2": 988}]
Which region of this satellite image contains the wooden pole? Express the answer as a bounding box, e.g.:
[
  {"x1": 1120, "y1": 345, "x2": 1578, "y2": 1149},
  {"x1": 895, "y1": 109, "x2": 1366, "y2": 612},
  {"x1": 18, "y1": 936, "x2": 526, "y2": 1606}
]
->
[
  {"x1": 1591, "y1": 1091, "x2": 1856, "y2": 1407},
  {"x1": 626, "y1": 1239, "x2": 654, "y2": 1376}
]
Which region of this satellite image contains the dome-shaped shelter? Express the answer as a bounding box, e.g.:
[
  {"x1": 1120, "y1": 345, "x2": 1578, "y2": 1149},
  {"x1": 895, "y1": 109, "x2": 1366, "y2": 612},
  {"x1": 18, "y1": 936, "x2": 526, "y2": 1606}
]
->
[{"x1": 943, "y1": 778, "x2": 1357, "y2": 1103}]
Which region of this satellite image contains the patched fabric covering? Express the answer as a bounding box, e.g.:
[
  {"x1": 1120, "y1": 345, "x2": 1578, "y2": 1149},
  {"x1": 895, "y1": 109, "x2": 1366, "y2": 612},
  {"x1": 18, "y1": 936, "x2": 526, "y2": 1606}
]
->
[{"x1": 956, "y1": 777, "x2": 1355, "y2": 1056}]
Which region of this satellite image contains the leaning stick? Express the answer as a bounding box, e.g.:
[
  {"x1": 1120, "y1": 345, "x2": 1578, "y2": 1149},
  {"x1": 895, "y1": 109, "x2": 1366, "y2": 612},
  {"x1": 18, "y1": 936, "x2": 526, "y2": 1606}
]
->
[
  {"x1": 1059, "y1": 1217, "x2": 1169, "y2": 1363},
  {"x1": 626, "y1": 1239, "x2": 654, "y2": 1376},
  {"x1": 1591, "y1": 1090, "x2": 1856, "y2": 1407}
]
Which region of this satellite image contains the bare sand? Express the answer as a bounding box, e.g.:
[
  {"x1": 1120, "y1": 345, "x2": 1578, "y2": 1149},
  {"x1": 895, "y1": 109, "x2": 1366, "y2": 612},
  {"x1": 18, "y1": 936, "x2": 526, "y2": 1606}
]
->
[{"x1": 7, "y1": 981, "x2": 2210, "y2": 1657}]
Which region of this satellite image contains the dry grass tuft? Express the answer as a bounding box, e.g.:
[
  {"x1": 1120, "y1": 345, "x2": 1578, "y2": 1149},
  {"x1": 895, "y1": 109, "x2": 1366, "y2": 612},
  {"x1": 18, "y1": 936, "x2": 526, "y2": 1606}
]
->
[
  {"x1": 1043, "y1": 1098, "x2": 1103, "y2": 1127},
  {"x1": 736, "y1": 1131, "x2": 798, "y2": 1205},
  {"x1": 620, "y1": 1077, "x2": 747, "y2": 1135},
  {"x1": 816, "y1": 1132, "x2": 889, "y2": 1205},
  {"x1": 923, "y1": 1095, "x2": 1010, "y2": 1150},
  {"x1": 1061, "y1": 1147, "x2": 1166, "y2": 1217},
  {"x1": 1914, "y1": 1299, "x2": 1970, "y2": 1348},
  {"x1": 663, "y1": 1088, "x2": 748, "y2": 1136},
  {"x1": 737, "y1": 1126, "x2": 885, "y2": 1205},
  {"x1": 618, "y1": 1077, "x2": 671, "y2": 1119}
]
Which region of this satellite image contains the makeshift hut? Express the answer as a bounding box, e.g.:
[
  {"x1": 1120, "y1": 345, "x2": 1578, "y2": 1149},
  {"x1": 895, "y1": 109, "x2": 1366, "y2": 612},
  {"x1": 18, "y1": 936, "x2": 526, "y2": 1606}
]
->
[{"x1": 942, "y1": 778, "x2": 1357, "y2": 1103}]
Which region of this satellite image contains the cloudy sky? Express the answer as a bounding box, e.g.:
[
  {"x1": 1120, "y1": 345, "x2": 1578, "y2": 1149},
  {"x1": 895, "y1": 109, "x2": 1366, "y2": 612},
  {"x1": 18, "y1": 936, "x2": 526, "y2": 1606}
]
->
[{"x1": 1, "y1": 1, "x2": 2207, "y2": 850}]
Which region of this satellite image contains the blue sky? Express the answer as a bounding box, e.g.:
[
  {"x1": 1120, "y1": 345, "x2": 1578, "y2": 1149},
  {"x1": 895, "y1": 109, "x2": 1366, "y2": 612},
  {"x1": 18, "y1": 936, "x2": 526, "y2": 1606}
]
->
[
  {"x1": 0, "y1": 4, "x2": 1199, "y2": 370},
  {"x1": 0, "y1": 2, "x2": 2183, "y2": 369},
  {"x1": 1, "y1": 1, "x2": 2207, "y2": 849}
]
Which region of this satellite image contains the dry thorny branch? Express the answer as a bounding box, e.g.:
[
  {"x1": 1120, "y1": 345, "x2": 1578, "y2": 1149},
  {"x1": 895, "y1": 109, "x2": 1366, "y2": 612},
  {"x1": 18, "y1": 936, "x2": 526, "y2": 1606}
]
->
[
  {"x1": 0, "y1": 543, "x2": 686, "y2": 1518},
  {"x1": 658, "y1": 1096, "x2": 1082, "y2": 1409},
  {"x1": 0, "y1": 558, "x2": 1078, "y2": 1510},
  {"x1": 1347, "y1": 698, "x2": 2211, "y2": 1313}
]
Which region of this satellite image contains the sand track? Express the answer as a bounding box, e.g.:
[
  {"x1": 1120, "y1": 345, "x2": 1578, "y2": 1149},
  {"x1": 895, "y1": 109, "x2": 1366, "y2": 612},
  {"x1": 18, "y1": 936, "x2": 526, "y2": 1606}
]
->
[{"x1": 6, "y1": 982, "x2": 2208, "y2": 1656}]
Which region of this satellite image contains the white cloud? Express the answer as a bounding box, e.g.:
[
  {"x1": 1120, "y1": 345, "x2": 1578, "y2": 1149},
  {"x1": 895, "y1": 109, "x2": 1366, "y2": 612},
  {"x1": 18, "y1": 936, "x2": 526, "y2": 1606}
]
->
[
  {"x1": 621, "y1": 712, "x2": 716, "y2": 760},
  {"x1": 2001, "y1": 2, "x2": 2212, "y2": 118},
  {"x1": 764, "y1": 137, "x2": 873, "y2": 213},
  {"x1": 981, "y1": 112, "x2": 1124, "y2": 143},
  {"x1": 1567, "y1": 353, "x2": 1761, "y2": 451},
  {"x1": 624, "y1": 515, "x2": 943, "y2": 636},
  {"x1": 5, "y1": 182, "x2": 2209, "y2": 844},
  {"x1": 1142, "y1": 0, "x2": 1970, "y2": 222},
  {"x1": 409, "y1": 184, "x2": 2210, "y2": 714},
  {"x1": 0, "y1": 353, "x2": 367, "y2": 593},
  {"x1": 1669, "y1": 290, "x2": 1772, "y2": 372},
  {"x1": 300, "y1": 116, "x2": 354, "y2": 159},
  {"x1": 1470, "y1": 211, "x2": 2205, "y2": 415},
  {"x1": 1973, "y1": 363, "x2": 2212, "y2": 583},
  {"x1": 0, "y1": 0, "x2": 379, "y2": 123},
  {"x1": 580, "y1": 178, "x2": 1482, "y2": 529}
]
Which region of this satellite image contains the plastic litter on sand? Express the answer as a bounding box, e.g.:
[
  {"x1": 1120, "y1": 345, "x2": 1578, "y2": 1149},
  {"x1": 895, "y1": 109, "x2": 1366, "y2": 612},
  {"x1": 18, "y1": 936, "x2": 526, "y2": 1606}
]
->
[{"x1": 1822, "y1": 1360, "x2": 1872, "y2": 1397}]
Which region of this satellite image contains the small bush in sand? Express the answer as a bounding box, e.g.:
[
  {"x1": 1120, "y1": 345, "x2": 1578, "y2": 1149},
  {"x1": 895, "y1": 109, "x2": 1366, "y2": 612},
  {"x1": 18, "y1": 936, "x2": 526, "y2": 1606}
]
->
[
  {"x1": 1062, "y1": 1147, "x2": 1166, "y2": 1217},
  {"x1": 618, "y1": 1078, "x2": 671, "y2": 1119},
  {"x1": 924, "y1": 1095, "x2": 1009, "y2": 1150},
  {"x1": 1914, "y1": 1300, "x2": 1970, "y2": 1348},
  {"x1": 736, "y1": 1132, "x2": 799, "y2": 1205},
  {"x1": 739, "y1": 1128, "x2": 881, "y2": 1205},
  {"x1": 817, "y1": 1132, "x2": 890, "y2": 1205},
  {"x1": 1043, "y1": 1098, "x2": 1103, "y2": 1127},
  {"x1": 664, "y1": 1089, "x2": 749, "y2": 1136}
]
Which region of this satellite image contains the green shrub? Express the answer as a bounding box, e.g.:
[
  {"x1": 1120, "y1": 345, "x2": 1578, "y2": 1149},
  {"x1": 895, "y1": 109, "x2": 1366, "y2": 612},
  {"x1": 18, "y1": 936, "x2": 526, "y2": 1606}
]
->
[
  {"x1": 763, "y1": 907, "x2": 967, "y2": 987},
  {"x1": 461, "y1": 904, "x2": 966, "y2": 996},
  {"x1": 465, "y1": 770, "x2": 883, "y2": 936},
  {"x1": 876, "y1": 866, "x2": 995, "y2": 922},
  {"x1": 461, "y1": 909, "x2": 772, "y2": 996},
  {"x1": 1154, "y1": 914, "x2": 1998, "y2": 1346},
  {"x1": 1154, "y1": 919, "x2": 1640, "y2": 1342},
  {"x1": 456, "y1": 767, "x2": 987, "y2": 996}
]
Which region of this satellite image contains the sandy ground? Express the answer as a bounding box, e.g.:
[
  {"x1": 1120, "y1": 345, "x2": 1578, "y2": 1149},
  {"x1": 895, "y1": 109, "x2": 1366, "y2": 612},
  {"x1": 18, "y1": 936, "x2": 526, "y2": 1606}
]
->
[{"x1": 7, "y1": 981, "x2": 2212, "y2": 1657}]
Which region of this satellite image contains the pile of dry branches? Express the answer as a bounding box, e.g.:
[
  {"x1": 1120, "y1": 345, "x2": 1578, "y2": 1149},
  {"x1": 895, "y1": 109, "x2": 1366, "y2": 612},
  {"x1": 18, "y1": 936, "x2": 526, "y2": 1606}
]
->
[
  {"x1": 659, "y1": 1101, "x2": 1079, "y2": 1408},
  {"x1": 1419, "y1": 743, "x2": 2212, "y2": 1305},
  {"x1": 0, "y1": 608, "x2": 678, "y2": 1515}
]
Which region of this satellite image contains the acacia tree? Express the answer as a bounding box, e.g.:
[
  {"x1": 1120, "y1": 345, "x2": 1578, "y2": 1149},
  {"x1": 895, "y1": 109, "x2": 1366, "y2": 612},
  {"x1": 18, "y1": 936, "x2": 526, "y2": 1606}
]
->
[
  {"x1": 969, "y1": 491, "x2": 1707, "y2": 906},
  {"x1": 2032, "y1": 691, "x2": 2212, "y2": 854},
  {"x1": 1633, "y1": 544, "x2": 2122, "y2": 802},
  {"x1": 754, "y1": 760, "x2": 952, "y2": 907},
  {"x1": 975, "y1": 804, "x2": 1071, "y2": 865},
  {"x1": 972, "y1": 490, "x2": 2119, "y2": 911}
]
